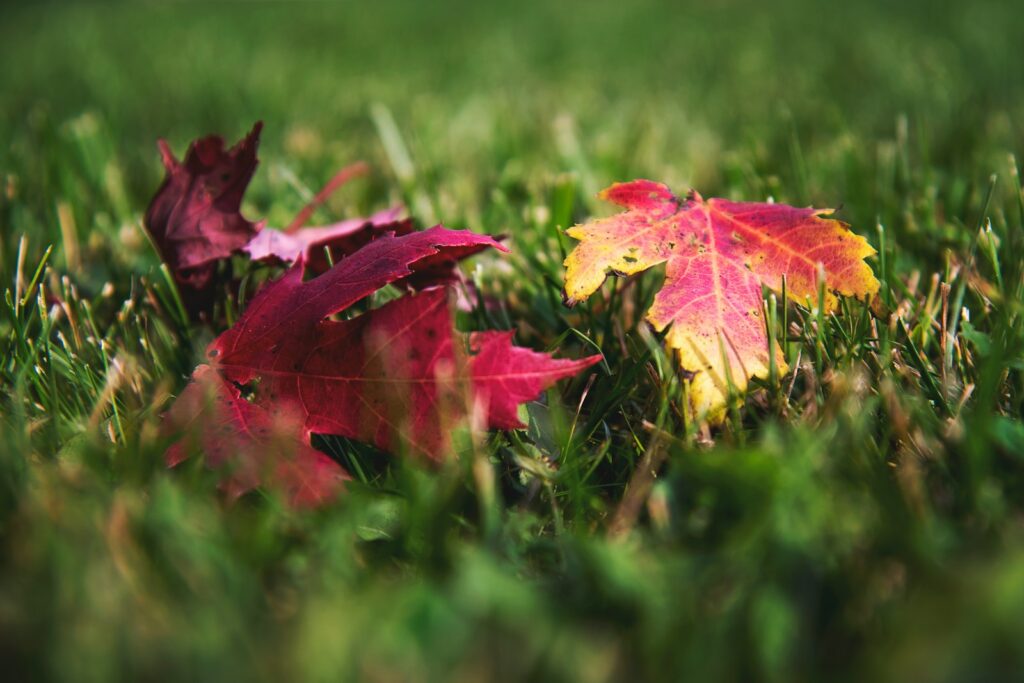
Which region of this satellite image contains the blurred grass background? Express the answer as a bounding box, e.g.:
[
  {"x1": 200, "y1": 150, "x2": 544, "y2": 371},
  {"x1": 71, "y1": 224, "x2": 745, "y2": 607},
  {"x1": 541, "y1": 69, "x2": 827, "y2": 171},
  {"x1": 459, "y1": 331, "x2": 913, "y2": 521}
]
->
[{"x1": 2, "y1": 1, "x2": 1024, "y2": 681}]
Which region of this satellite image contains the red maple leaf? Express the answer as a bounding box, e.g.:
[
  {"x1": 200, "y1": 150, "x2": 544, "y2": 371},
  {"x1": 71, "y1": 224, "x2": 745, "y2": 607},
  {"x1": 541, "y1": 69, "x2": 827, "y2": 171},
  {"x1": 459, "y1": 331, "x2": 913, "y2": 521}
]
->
[
  {"x1": 168, "y1": 227, "x2": 601, "y2": 501},
  {"x1": 144, "y1": 123, "x2": 264, "y2": 293}
]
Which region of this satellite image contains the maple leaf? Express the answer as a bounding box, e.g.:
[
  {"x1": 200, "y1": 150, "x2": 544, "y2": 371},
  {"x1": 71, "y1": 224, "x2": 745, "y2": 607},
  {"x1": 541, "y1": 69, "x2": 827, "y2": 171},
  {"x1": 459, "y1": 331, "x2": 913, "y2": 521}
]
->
[
  {"x1": 167, "y1": 226, "x2": 600, "y2": 500},
  {"x1": 144, "y1": 122, "x2": 264, "y2": 293},
  {"x1": 563, "y1": 179, "x2": 879, "y2": 421},
  {"x1": 205, "y1": 226, "x2": 601, "y2": 458},
  {"x1": 166, "y1": 365, "x2": 349, "y2": 507}
]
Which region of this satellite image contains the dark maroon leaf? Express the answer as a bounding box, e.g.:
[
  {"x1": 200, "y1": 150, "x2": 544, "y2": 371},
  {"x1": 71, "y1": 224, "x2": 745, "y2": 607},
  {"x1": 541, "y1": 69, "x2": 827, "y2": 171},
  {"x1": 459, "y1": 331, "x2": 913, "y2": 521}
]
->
[{"x1": 144, "y1": 122, "x2": 263, "y2": 295}]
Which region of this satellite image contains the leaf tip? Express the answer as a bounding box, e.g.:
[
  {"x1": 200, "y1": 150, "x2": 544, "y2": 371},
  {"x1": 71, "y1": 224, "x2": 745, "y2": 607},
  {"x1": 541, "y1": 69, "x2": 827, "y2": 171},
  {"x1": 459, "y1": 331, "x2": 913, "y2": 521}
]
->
[
  {"x1": 248, "y1": 120, "x2": 264, "y2": 142},
  {"x1": 156, "y1": 139, "x2": 177, "y2": 171},
  {"x1": 598, "y1": 179, "x2": 677, "y2": 209}
]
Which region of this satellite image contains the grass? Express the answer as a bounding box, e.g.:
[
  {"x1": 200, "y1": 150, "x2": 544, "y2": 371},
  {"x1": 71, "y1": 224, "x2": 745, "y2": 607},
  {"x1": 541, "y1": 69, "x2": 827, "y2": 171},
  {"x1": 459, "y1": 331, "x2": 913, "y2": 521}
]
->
[{"x1": 2, "y1": 0, "x2": 1024, "y2": 680}]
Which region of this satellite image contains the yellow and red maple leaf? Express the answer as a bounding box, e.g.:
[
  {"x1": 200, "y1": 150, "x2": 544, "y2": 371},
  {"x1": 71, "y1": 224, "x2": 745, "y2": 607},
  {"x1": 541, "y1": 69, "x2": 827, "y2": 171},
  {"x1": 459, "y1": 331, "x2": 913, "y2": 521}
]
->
[{"x1": 564, "y1": 179, "x2": 879, "y2": 421}]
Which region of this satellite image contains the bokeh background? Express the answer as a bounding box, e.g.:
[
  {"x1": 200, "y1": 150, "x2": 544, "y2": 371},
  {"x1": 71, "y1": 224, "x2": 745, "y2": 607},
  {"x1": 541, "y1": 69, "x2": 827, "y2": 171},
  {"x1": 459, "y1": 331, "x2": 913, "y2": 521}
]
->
[
  {"x1": 4, "y1": 0, "x2": 1021, "y2": 236},
  {"x1": 2, "y1": 1, "x2": 1024, "y2": 681}
]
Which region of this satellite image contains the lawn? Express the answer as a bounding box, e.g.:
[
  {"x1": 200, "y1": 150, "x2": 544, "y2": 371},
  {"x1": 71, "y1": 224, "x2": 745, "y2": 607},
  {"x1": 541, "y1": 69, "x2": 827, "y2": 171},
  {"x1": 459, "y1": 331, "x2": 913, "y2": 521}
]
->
[{"x1": 2, "y1": 1, "x2": 1024, "y2": 681}]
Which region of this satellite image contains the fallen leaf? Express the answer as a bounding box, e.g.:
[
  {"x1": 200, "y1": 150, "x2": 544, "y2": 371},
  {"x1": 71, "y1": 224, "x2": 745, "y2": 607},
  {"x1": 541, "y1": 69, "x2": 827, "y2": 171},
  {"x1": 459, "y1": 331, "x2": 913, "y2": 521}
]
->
[
  {"x1": 564, "y1": 179, "x2": 879, "y2": 421},
  {"x1": 207, "y1": 227, "x2": 600, "y2": 458},
  {"x1": 167, "y1": 225, "x2": 599, "y2": 504},
  {"x1": 144, "y1": 122, "x2": 263, "y2": 294}
]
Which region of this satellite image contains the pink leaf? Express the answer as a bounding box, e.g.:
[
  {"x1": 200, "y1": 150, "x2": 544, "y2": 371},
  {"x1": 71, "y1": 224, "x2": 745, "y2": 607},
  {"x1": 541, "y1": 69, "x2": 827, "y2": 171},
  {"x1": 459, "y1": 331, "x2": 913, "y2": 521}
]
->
[{"x1": 243, "y1": 206, "x2": 413, "y2": 274}]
